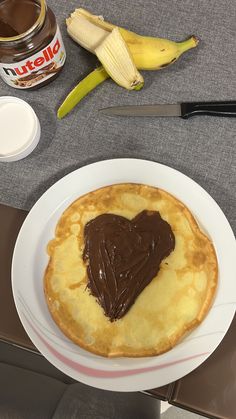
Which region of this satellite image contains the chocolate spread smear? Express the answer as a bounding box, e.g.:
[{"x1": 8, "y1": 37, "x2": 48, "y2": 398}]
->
[{"x1": 83, "y1": 210, "x2": 175, "y2": 321}]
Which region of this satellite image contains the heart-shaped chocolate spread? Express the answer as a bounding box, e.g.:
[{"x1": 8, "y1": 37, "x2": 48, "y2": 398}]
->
[{"x1": 83, "y1": 210, "x2": 175, "y2": 321}]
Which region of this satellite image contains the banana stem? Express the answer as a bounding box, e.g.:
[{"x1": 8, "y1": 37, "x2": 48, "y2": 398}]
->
[
  {"x1": 57, "y1": 66, "x2": 109, "y2": 119},
  {"x1": 178, "y1": 35, "x2": 199, "y2": 53}
]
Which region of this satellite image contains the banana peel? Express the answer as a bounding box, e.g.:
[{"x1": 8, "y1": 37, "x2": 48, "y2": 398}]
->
[
  {"x1": 95, "y1": 27, "x2": 144, "y2": 90},
  {"x1": 58, "y1": 67, "x2": 108, "y2": 119}
]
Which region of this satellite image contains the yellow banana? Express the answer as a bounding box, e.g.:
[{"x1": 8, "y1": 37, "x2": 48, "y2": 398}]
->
[
  {"x1": 68, "y1": 8, "x2": 198, "y2": 70},
  {"x1": 119, "y1": 33, "x2": 198, "y2": 70},
  {"x1": 58, "y1": 9, "x2": 199, "y2": 118}
]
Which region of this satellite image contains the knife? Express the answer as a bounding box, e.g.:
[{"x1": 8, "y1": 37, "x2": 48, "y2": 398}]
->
[{"x1": 99, "y1": 101, "x2": 236, "y2": 118}]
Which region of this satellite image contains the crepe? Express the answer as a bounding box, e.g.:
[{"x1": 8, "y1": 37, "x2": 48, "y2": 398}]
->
[{"x1": 44, "y1": 183, "x2": 218, "y2": 357}]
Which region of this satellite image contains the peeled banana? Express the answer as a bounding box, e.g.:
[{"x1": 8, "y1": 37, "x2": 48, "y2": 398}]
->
[
  {"x1": 58, "y1": 8, "x2": 199, "y2": 118},
  {"x1": 67, "y1": 8, "x2": 198, "y2": 70}
]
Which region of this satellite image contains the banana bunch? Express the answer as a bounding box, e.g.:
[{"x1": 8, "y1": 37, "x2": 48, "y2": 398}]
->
[{"x1": 58, "y1": 8, "x2": 198, "y2": 118}]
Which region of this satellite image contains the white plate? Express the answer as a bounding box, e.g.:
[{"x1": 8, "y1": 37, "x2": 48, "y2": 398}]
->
[{"x1": 12, "y1": 158, "x2": 236, "y2": 392}]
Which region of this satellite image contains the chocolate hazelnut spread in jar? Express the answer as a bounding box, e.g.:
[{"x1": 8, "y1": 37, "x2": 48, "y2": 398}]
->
[{"x1": 0, "y1": 0, "x2": 66, "y2": 89}]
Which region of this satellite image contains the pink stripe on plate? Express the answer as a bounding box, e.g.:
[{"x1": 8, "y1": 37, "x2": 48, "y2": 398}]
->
[{"x1": 24, "y1": 314, "x2": 209, "y2": 379}]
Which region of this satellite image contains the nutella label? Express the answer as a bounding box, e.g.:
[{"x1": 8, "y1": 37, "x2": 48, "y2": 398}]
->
[{"x1": 0, "y1": 26, "x2": 66, "y2": 89}]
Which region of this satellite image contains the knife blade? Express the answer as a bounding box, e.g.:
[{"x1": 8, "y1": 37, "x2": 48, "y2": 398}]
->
[{"x1": 99, "y1": 101, "x2": 236, "y2": 118}]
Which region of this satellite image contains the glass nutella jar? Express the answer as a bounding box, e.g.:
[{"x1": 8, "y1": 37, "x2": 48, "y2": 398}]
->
[{"x1": 0, "y1": 0, "x2": 66, "y2": 89}]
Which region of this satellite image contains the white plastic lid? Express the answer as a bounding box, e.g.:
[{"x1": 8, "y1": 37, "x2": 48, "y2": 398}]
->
[{"x1": 0, "y1": 96, "x2": 41, "y2": 162}]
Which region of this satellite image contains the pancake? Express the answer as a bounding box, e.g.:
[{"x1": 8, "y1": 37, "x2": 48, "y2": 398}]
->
[{"x1": 44, "y1": 183, "x2": 218, "y2": 357}]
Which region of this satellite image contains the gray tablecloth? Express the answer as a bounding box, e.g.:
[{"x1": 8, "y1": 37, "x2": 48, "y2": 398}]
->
[{"x1": 0, "y1": 0, "x2": 235, "y2": 233}]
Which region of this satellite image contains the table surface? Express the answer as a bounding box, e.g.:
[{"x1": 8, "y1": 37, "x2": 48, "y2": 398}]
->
[
  {"x1": 1, "y1": 202, "x2": 235, "y2": 419},
  {"x1": 0, "y1": 0, "x2": 236, "y2": 417}
]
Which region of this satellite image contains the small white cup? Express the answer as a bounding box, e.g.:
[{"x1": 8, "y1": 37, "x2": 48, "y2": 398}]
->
[{"x1": 0, "y1": 96, "x2": 41, "y2": 162}]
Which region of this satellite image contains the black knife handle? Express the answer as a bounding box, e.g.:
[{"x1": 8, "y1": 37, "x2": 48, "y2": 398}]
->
[{"x1": 181, "y1": 101, "x2": 236, "y2": 118}]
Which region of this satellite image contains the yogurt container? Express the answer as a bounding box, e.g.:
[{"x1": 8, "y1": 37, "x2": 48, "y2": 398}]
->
[{"x1": 0, "y1": 96, "x2": 41, "y2": 161}]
